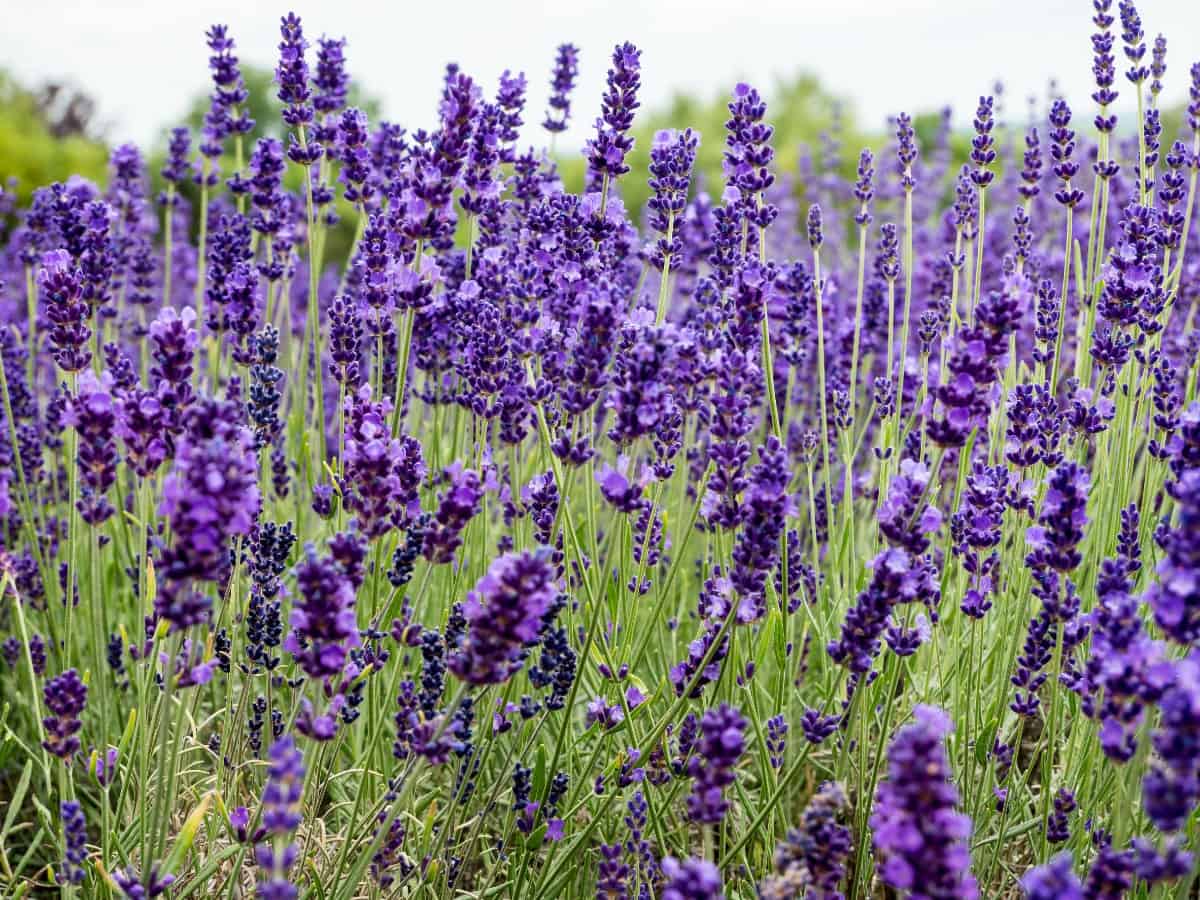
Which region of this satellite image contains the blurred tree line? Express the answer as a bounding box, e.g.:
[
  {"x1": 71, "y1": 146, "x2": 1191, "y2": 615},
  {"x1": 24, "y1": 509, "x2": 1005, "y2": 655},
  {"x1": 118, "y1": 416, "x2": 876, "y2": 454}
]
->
[{"x1": 0, "y1": 71, "x2": 109, "y2": 202}]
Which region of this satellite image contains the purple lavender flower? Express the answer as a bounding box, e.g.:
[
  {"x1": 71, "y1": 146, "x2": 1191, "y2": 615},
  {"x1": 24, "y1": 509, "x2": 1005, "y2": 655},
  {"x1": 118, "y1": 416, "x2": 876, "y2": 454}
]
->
[
  {"x1": 1148, "y1": 412, "x2": 1200, "y2": 645},
  {"x1": 1092, "y1": 1, "x2": 1119, "y2": 132},
  {"x1": 969, "y1": 96, "x2": 996, "y2": 187},
  {"x1": 647, "y1": 129, "x2": 699, "y2": 272},
  {"x1": 828, "y1": 548, "x2": 939, "y2": 676},
  {"x1": 422, "y1": 462, "x2": 485, "y2": 564},
  {"x1": 543, "y1": 44, "x2": 579, "y2": 134},
  {"x1": 255, "y1": 735, "x2": 304, "y2": 899},
  {"x1": 113, "y1": 863, "x2": 176, "y2": 898},
  {"x1": 1119, "y1": 0, "x2": 1148, "y2": 85},
  {"x1": 57, "y1": 800, "x2": 87, "y2": 885},
  {"x1": 587, "y1": 43, "x2": 641, "y2": 182},
  {"x1": 42, "y1": 668, "x2": 87, "y2": 759},
  {"x1": 597, "y1": 842, "x2": 630, "y2": 898},
  {"x1": 730, "y1": 436, "x2": 794, "y2": 622},
  {"x1": 67, "y1": 370, "x2": 118, "y2": 525},
  {"x1": 1021, "y1": 853, "x2": 1083, "y2": 900},
  {"x1": 340, "y1": 385, "x2": 424, "y2": 539},
  {"x1": 1046, "y1": 788, "x2": 1076, "y2": 844},
  {"x1": 1142, "y1": 652, "x2": 1200, "y2": 832},
  {"x1": 1026, "y1": 462, "x2": 1089, "y2": 573},
  {"x1": 447, "y1": 549, "x2": 557, "y2": 685},
  {"x1": 661, "y1": 857, "x2": 723, "y2": 900},
  {"x1": 201, "y1": 24, "x2": 253, "y2": 166},
  {"x1": 759, "y1": 781, "x2": 851, "y2": 898},
  {"x1": 871, "y1": 706, "x2": 978, "y2": 899},
  {"x1": 1048, "y1": 100, "x2": 1084, "y2": 208},
  {"x1": 725, "y1": 83, "x2": 778, "y2": 231},
  {"x1": 285, "y1": 544, "x2": 359, "y2": 681},
  {"x1": 275, "y1": 13, "x2": 313, "y2": 131},
  {"x1": 38, "y1": 249, "x2": 91, "y2": 372},
  {"x1": 685, "y1": 703, "x2": 746, "y2": 824},
  {"x1": 155, "y1": 399, "x2": 260, "y2": 632},
  {"x1": 312, "y1": 35, "x2": 349, "y2": 142}
]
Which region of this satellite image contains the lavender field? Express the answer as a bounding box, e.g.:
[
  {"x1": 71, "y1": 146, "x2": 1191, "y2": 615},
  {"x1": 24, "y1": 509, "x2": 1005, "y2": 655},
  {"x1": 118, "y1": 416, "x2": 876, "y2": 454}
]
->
[{"x1": 0, "y1": 3, "x2": 1199, "y2": 898}]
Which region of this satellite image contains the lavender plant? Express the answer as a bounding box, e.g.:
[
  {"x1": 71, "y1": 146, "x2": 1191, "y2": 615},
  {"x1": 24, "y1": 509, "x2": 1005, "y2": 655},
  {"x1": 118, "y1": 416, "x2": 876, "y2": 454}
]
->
[{"x1": 2, "y1": 6, "x2": 1200, "y2": 899}]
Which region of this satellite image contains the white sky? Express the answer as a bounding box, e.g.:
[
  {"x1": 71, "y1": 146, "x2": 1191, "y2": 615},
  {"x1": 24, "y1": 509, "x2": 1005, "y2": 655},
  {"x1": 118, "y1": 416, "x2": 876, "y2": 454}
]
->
[{"x1": 3, "y1": 0, "x2": 1200, "y2": 151}]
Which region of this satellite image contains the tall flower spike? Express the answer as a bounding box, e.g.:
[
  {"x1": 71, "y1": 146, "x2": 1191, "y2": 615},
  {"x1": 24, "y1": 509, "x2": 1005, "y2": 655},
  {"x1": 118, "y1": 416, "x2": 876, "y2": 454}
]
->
[
  {"x1": 871, "y1": 706, "x2": 978, "y2": 899},
  {"x1": 970, "y1": 96, "x2": 996, "y2": 187},
  {"x1": 647, "y1": 128, "x2": 699, "y2": 273},
  {"x1": 1092, "y1": 0, "x2": 1119, "y2": 132},
  {"x1": 685, "y1": 703, "x2": 746, "y2": 824},
  {"x1": 57, "y1": 801, "x2": 87, "y2": 886},
  {"x1": 1119, "y1": 0, "x2": 1148, "y2": 86},
  {"x1": 447, "y1": 550, "x2": 557, "y2": 685},
  {"x1": 854, "y1": 148, "x2": 875, "y2": 226},
  {"x1": 255, "y1": 736, "x2": 305, "y2": 899},
  {"x1": 39, "y1": 249, "x2": 91, "y2": 372},
  {"x1": 661, "y1": 857, "x2": 724, "y2": 900},
  {"x1": 285, "y1": 544, "x2": 360, "y2": 681},
  {"x1": 895, "y1": 112, "x2": 918, "y2": 190},
  {"x1": 276, "y1": 13, "x2": 313, "y2": 130},
  {"x1": 42, "y1": 668, "x2": 87, "y2": 759},
  {"x1": 1048, "y1": 100, "x2": 1084, "y2": 207},
  {"x1": 758, "y1": 781, "x2": 852, "y2": 899},
  {"x1": 155, "y1": 399, "x2": 260, "y2": 632},
  {"x1": 543, "y1": 43, "x2": 579, "y2": 134},
  {"x1": 587, "y1": 42, "x2": 641, "y2": 182}
]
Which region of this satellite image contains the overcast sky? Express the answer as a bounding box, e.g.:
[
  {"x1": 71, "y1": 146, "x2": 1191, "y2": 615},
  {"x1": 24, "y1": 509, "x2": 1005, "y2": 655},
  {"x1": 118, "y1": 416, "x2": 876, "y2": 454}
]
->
[{"x1": 3, "y1": 0, "x2": 1199, "y2": 152}]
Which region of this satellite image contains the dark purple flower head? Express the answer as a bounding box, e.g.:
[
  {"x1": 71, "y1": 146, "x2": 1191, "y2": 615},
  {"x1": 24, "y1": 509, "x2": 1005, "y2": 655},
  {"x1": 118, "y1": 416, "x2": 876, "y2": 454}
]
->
[
  {"x1": 807, "y1": 204, "x2": 823, "y2": 250},
  {"x1": 276, "y1": 13, "x2": 312, "y2": 129},
  {"x1": 1189, "y1": 62, "x2": 1200, "y2": 134},
  {"x1": 1149, "y1": 33, "x2": 1167, "y2": 97},
  {"x1": 828, "y1": 548, "x2": 939, "y2": 675},
  {"x1": 878, "y1": 459, "x2": 942, "y2": 556},
  {"x1": 68, "y1": 369, "x2": 118, "y2": 525},
  {"x1": 341, "y1": 384, "x2": 424, "y2": 539},
  {"x1": 854, "y1": 148, "x2": 875, "y2": 225},
  {"x1": 895, "y1": 112, "x2": 918, "y2": 189},
  {"x1": 871, "y1": 706, "x2": 978, "y2": 899},
  {"x1": 1119, "y1": 0, "x2": 1148, "y2": 85},
  {"x1": 1021, "y1": 853, "x2": 1083, "y2": 900},
  {"x1": 448, "y1": 549, "x2": 557, "y2": 685},
  {"x1": 312, "y1": 36, "x2": 349, "y2": 118},
  {"x1": 39, "y1": 249, "x2": 92, "y2": 372},
  {"x1": 647, "y1": 128, "x2": 699, "y2": 271},
  {"x1": 256, "y1": 735, "x2": 304, "y2": 898},
  {"x1": 423, "y1": 462, "x2": 485, "y2": 564},
  {"x1": 587, "y1": 42, "x2": 641, "y2": 181},
  {"x1": 1019, "y1": 128, "x2": 1042, "y2": 199},
  {"x1": 58, "y1": 800, "x2": 87, "y2": 886},
  {"x1": 723, "y1": 82, "x2": 777, "y2": 229},
  {"x1": 1048, "y1": 100, "x2": 1084, "y2": 207},
  {"x1": 730, "y1": 436, "x2": 794, "y2": 622},
  {"x1": 970, "y1": 95, "x2": 996, "y2": 187},
  {"x1": 161, "y1": 127, "x2": 192, "y2": 188},
  {"x1": 661, "y1": 857, "x2": 723, "y2": 900},
  {"x1": 685, "y1": 703, "x2": 746, "y2": 824},
  {"x1": 1092, "y1": 0, "x2": 1119, "y2": 128},
  {"x1": 1149, "y1": 445, "x2": 1200, "y2": 645},
  {"x1": 155, "y1": 398, "x2": 260, "y2": 632},
  {"x1": 286, "y1": 543, "x2": 360, "y2": 681},
  {"x1": 201, "y1": 24, "x2": 253, "y2": 162},
  {"x1": 1025, "y1": 462, "x2": 1089, "y2": 573},
  {"x1": 543, "y1": 44, "x2": 579, "y2": 134},
  {"x1": 42, "y1": 668, "x2": 87, "y2": 759},
  {"x1": 759, "y1": 781, "x2": 851, "y2": 899}
]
